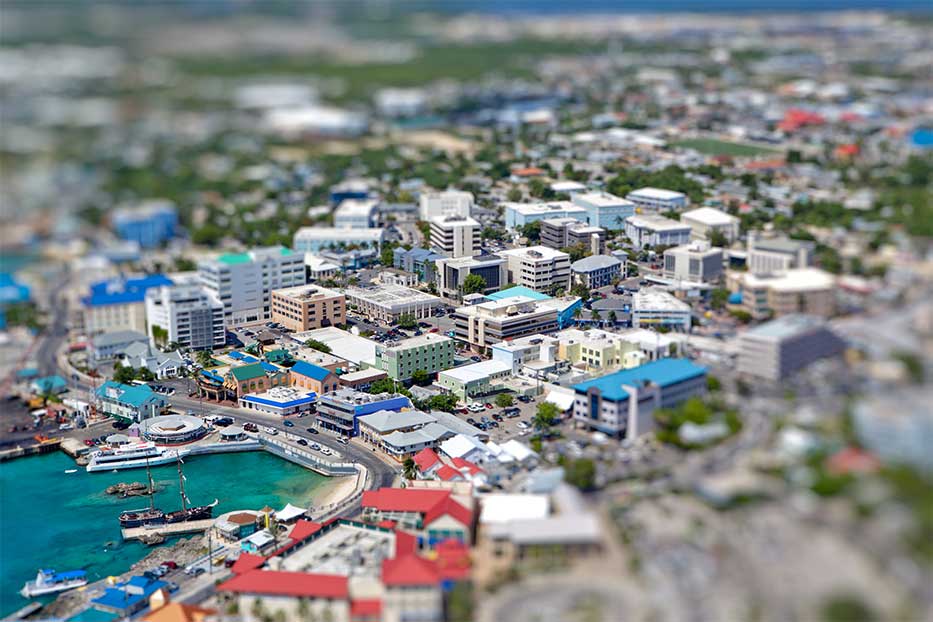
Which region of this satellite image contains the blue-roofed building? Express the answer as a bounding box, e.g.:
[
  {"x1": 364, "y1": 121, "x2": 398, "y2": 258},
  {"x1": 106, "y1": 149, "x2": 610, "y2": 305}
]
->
[
  {"x1": 91, "y1": 575, "x2": 167, "y2": 616},
  {"x1": 82, "y1": 274, "x2": 173, "y2": 336},
  {"x1": 572, "y1": 358, "x2": 707, "y2": 439},
  {"x1": 0, "y1": 272, "x2": 31, "y2": 305},
  {"x1": 95, "y1": 381, "x2": 167, "y2": 423},
  {"x1": 31, "y1": 375, "x2": 68, "y2": 396},
  {"x1": 111, "y1": 200, "x2": 178, "y2": 248},
  {"x1": 239, "y1": 386, "x2": 318, "y2": 416},
  {"x1": 316, "y1": 388, "x2": 412, "y2": 436},
  {"x1": 290, "y1": 360, "x2": 339, "y2": 395}
]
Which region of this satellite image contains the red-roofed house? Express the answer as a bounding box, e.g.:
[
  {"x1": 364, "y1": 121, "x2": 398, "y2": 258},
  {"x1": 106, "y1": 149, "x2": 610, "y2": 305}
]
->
[
  {"x1": 435, "y1": 464, "x2": 465, "y2": 482},
  {"x1": 382, "y1": 554, "x2": 443, "y2": 621},
  {"x1": 433, "y1": 538, "x2": 472, "y2": 582},
  {"x1": 230, "y1": 553, "x2": 265, "y2": 575},
  {"x1": 218, "y1": 569, "x2": 348, "y2": 621},
  {"x1": 411, "y1": 448, "x2": 442, "y2": 478},
  {"x1": 362, "y1": 487, "x2": 474, "y2": 548}
]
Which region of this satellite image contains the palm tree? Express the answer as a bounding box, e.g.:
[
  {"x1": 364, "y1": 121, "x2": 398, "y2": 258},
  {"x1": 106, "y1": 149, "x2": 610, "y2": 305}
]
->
[
  {"x1": 591, "y1": 309, "x2": 601, "y2": 325},
  {"x1": 607, "y1": 310, "x2": 617, "y2": 325},
  {"x1": 402, "y1": 457, "x2": 418, "y2": 480}
]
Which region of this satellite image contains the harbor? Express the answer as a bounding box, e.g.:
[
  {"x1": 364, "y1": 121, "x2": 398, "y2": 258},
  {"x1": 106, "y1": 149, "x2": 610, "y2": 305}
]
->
[{"x1": 121, "y1": 519, "x2": 215, "y2": 542}]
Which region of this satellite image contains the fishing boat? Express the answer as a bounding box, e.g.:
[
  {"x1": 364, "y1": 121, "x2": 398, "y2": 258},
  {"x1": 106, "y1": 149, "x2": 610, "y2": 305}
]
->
[
  {"x1": 20, "y1": 569, "x2": 88, "y2": 598},
  {"x1": 86, "y1": 441, "x2": 181, "y2": 473},
  {"x1": 118, "y1": 456, "x2": 216, "y2": 529}
]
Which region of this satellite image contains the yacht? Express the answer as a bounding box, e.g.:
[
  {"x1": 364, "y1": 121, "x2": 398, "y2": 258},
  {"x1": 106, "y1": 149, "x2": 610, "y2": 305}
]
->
[
  {"x1": 20, "y1": 569, "x2": 88, "y2": 598},
  {"x1": 86, "y1": 441, "x2": 182, "y2": 472}
]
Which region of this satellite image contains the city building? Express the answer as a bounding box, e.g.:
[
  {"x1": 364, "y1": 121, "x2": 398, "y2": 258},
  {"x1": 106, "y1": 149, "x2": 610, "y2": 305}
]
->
[
  {"x1": 82, "y1": 274, "x2": 173, "y2": 336},
  {"x1": 632, "y1": 288, "x2": 693, "y2": 331},
  {"x1": 329, "y1": 179, "x2": 370, "y2": 205},
  {"x1": 95, "y1": 381, "x2": 167, "y2": 423},
  {"x1": 572, "y1": 358, "x2": 707, "y2": 439},
  {"x1": 270, "y1": 284, "x2": 346, "y2": 332},
  {"x1": 419, "y1": 189, "x2": 473, "y2": 220},
  {"x1": 90, "y1": 329, "x2": 149, "y2": 363},
  {"x1": 555, "y1": 327, "x2": 675, "y2": 372},
  {"x1": 747, "y1": 234, "x2": 815, "y2": 274},
  {"x1": 539, "y1": 218, "x2": 606, "y2": 255},
  {"x1": 370, "y1": 333, "x2": 456, "y2": 382},
  {"x1": 680, "y1": 207, "x2": 740, "y2": 243},
  {"x1": 453, "y1": 296, "x2": 559, "y2": 351},
  {"x1": 337, "y1": 368, "x2": 388, "y2": 391},
  {"x1": 290, "y1": 360, "x2": 340, "y2": 395},
  {"x1": 292, "y1": 327, "x2": 378, "y2": 367},
  {"x1": 378, "y1": 268, "x2": 419, "y2": 288},
  {"x1": 393, "y1": 247, "x2": 445, "y2": 283},
  {"x1": 293, "y1": 227, "x2": 386, "y2": 254},
  {"x1": 223, "y1": 362, "x2": 290, "y2": 400},
  {"x1": 145, "y1": 283, "x2": 225, "y2": 350},
  {"x1": 361, "y1": 487, "x2": 474, "y2": 546},
  {"x1": 498, "y1": 246, "x2": 571, "y2": 294},
  {"x1": 119, "y1": 342, "x2": 186, "y2": 379},
  {"x1": 570, "y1": 255, "x2": 623, "y2": 289},
  {"x1": 239, "y1": 386, "x2": 319, "y2": 416},
  {"x1": 625, "y1": 187, "x2": 688, "y2": 212},
  {"x1": 356, "y1": 409, "x2": 483, "y2": 461},
  {"x1": 92, "y1": 575, "x2": 168, "y2": 617},
  {"x1": 198, "y1": 247, "x2": 305, "y2": 326},
  {"x1": 304, "y1": 254, "x2": 341, "y2": 281},
  {"x1": 435, "y1": 255, "x2": 508, "y2": 300},
  {"x1": 502, "y1": 201, "x2": 588, "y2": 229},
  {"x1": 624, "y1": 215, "x2": 692, "y2": 249},
  {"x1": 571, "y1": 191, "x2": 636, "y2": 229},
  {"x1": 662, "y1": 241, "x2": 724, "y2": 284},
  {"x1": 737, "y1": 314, "x2": 846, "y2": 381},
  {"x1": 733, "y1": 268, "x2": 836, "y2": 319},
  {"x1": 333, "y1": 198, "x2": 379, "y2": 229},
  {"x1": 853, "y1": 389, "x2": 933, "y2": 474},
  {"x1": 111, "y1": 200, "x2": 178, "y2": 249},
  {"x1": 316, "y1": 389, "x2": 412, "y2": 437},
  {"x1": 343, "y1": 285, "x2": 442, "y2": 324},
  {"x1": 428, "y1": 215, "x2": 480, "y2": 258},
  {"x1": 436, "y1": 360, "x2": 512, "y2": 401}
]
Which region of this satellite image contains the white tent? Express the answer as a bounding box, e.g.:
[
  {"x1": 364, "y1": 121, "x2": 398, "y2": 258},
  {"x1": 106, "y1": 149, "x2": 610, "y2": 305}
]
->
[{"x1": 274, "y1": 503, "x2": 307, "y2": 523}]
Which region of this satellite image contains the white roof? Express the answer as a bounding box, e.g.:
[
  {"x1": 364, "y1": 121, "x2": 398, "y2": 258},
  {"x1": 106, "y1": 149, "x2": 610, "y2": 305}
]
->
[
  {"x1": 294, "y1": 227, "x2": 384, "y2": 242},
  {"x1": 573, "y1": 191, "x2": 633, "y2": 207},
  {"x1": 275, "y1": 503, "x2": 307, "y2": 521},
  {"x1": 491, "y1": 514, "x2": 602, "y2": 546},
  {"x1": 741, "y1": 268, "x2": 835, "y2": 293},
  {"x1": 627, "y1": 187, "x2": 687, "y2": 201},
  {"x1": 633, "y1": 288, "x2": 692, "y2": 312},
  {"x1": 625, "y1": 214, "x2": 691, "y2": 232},
  {"x1": 544, "y1": 387, "x2": 576, "y2": 411},
  {"x1": 439, "y1": 360, "x2": 511, "y2": 383},
  {"x1": 499, "y1": 246, "x2": 570, "y2": 262},
  {"x1": 335, "y1": 198, "x2": 379, "y2": 217},
  {"x1": 500, "y1": 439, "x2": 537, "y2": 463},
  {"x1": 479, "y1": 493, "x2": 550, "y2": 524},
  {"x1": 502, "y1": 201, "x2": 588, "y2": 217},
  {"x1": 358, "y1": 409, "x2": 435, "y2": 433},
  {"x1": 439, "y1": 433, "x2": 489, "y2": 460},
  {"x1": 550, "y1": 181, "x2": 587, "y2": 192},
  {"x1": 681, "y1": 207, "x2": 738, "y2": 226},
  {"x1": 292, "y1": 327, "x2": 377, "y2": 366}
]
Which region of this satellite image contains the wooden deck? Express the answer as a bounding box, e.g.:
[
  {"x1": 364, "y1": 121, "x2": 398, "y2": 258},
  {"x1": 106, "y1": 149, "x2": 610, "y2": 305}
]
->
[{"x1": 121, "y1": 519, "x2": 215, "y2": 541}]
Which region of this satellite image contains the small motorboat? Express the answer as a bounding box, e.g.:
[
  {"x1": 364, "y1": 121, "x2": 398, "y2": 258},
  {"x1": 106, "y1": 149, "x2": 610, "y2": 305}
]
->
[{"x1": 20, "y1": 569, "x2": 88, "y2": 598}]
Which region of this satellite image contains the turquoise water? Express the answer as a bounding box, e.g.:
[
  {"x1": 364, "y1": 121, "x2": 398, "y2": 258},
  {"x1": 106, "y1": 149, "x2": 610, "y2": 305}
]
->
[{"x1": 0, "y1": 451, "x2": 331, "y2": 617}]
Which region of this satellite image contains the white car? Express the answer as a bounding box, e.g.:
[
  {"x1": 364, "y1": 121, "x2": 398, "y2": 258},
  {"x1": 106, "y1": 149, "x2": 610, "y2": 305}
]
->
[
  {"x1": 320, "y1": 447, "x2": 333, "y2": 456},
  {"x1": 264, "y1": 427, "x2": 278, "y2": 436},
  {"x1": 516, "y1": 421, "x2": 530, "y2": 430}
]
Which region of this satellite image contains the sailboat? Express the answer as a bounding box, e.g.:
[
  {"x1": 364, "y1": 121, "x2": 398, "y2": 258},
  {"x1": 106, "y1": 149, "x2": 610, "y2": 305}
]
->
[{"x1": 118, "y1": 456, "x2": 216, "y2": 528}]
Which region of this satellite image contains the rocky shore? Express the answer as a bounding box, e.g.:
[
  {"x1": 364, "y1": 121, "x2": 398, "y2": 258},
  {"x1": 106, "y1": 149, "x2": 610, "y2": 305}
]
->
[{"x1": 105, "y1": 482, "x2": 156, "y2": 497}]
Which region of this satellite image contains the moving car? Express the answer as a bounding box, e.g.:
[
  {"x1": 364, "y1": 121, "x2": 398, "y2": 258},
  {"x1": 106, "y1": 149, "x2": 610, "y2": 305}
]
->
[{"x1": 283, "y1": 420, "x2": 294, "y2": 427}]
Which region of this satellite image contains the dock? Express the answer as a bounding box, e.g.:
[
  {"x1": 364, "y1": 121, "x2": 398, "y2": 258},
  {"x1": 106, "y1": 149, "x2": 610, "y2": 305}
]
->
[{"x1": 121, "y1": 519, "x2": 215, "y2": 542}]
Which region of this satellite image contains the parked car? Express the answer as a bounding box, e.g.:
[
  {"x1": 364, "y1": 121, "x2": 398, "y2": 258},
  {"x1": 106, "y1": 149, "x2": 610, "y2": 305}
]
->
[
  {"x1": 264, "y1": 427, "x2": 277, "y2": 435},
  {"x1": 161, "y1": 561, "x2": 178, "y2": 570},
  {"x1": 243, "y1": 423, "x2": 258, "y2": 432},
  {"x1": 296, "y1": 438, "x2": 308, "y2": 446},
  {"x1": 506, "y1": 411, "x2": 520, "y2": 418},
  {"x1": 466, "y1": 418, "x2": 476, "y2": 425},
  {"x1": 517, "y1": 421, "x2": 530, "y2": 430},
  {"x1": 185, "y1": 567, "x2": 206, "y2": 577},
  {"x1": 310, "y1": 443, "x2": 321, "y2": 451},
  {"x1": 213, "y1": 417, "x2": 234, "y2": 427},
  {"x1": 283, "y1": 420, "x2": 295, "y2": 427},
  {"x1": 336, "y1": 437, "x2": 349, "y2": 445},
  {"x1": 83, "y1": 439, "x2": 96, "y2": 447}
]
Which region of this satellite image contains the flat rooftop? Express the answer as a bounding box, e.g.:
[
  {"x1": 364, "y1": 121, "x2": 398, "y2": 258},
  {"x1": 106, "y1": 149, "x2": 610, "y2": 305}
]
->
[
  {"x1": 502, "y1": 201, "x2": 588, "y2": 216},
  {"x1": 344, "y1": 285, "x2": 440, "y2": 306},
  {"x1": 627, "y1": 187, "x2": 687, "y2": 201},
  {"x1": 633, "y1": 288, "x2": 692, "y2": 312},
  {"x1": 743, "y1": 314, "x2": 829, "y2": 340},
  {"x1": 626, "y1": 214, "x2": 691, "y2": 232},
  {"x1": 742, "y1": 268, "x2": 835, "y2": 292},
  {"x1": 272, "y1": 284, "x2": 343, "y2": 301},
  {"x1": 279, "y1": 522, "x2": 395, "y2": 577},
  {"x1": 499, "y1": 246, "x2": 570, "y2": 262},
  {"x1": 681, "y1": 207, "x2": 738, "y2": 226},
  {"x1": 573, "y1": 191, "x2": 634, "y2": 207},
  {"x1": 294, "y1": 227, "x2": 385, "y2": 241}
]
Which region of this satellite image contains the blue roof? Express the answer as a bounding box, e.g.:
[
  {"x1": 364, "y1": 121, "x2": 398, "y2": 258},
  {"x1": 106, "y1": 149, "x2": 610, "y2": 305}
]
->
[
  {"x1": 17, "y1": 367, "x2": 40, "y2": 378},
  {"x1": 229, "y1": 351, "x2": 245, "y2": 360},
  {"x1": 572, "y1": 358, "x2": 706, "y2": 402},
  {"x1": 33, "y1": 375, "x2": 67, "y2": 393},
  {"x1": 242, "y1": 391, "x2": 317, "y2": 408},
  {"x1": 91, "y1": 575, "x2": 166, "y2": 612},
  {"x1": 728, "y1": 292, "x2": 743, "y2": 304},
  {"x1": 83, "y1": 274, "x2": 172, "y2": 307},
  {"x1": 96, "y1": 381, "x2": 164, "y2": 407},
  {"x1": 290, "y1": 360, "x2": 332, "y2": 381},
  {"x1": 0, "y1": 272, "x2": 31, "y2": 305},
  {"x1": 486, "y1": 286, "x2": 552, "y2": 302},
  {"x1": 200, "y1": 369, "x2": 224, "y2": 383},
  {"x1": 53, "y1": 570, "x2": 87, "y2": 581}
]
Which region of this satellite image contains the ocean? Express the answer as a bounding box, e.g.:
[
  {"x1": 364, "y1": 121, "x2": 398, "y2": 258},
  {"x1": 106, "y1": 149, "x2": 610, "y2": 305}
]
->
[{"x1": 0, "y1": 450, "x2": 332, "y2": 617}]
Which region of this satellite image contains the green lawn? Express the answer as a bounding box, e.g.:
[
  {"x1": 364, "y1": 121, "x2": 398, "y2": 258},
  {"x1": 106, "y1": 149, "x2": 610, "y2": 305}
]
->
[{"x1": 672, "y1": 138, "x2": 780, "y2": 157}]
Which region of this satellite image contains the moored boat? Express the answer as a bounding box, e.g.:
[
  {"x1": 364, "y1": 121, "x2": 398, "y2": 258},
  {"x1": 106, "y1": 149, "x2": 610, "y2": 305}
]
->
[{"x1": 20, "y1": 569, "x2": 87, "y2": 598}]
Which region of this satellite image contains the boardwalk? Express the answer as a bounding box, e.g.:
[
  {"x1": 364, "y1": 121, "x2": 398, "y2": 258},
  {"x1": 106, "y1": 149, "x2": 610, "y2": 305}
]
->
[{"x1": 121, "y1": 519, "x2": 215, "y2": 541}]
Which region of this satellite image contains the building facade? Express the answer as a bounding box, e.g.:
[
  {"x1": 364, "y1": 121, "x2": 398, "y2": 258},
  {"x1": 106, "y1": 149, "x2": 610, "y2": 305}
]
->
[
  {"x1": 420, "y1": 190, "x2": 473, "y2": 221},
  {"x1": 453, "y1": 296, "x2": 559, "y2": 351},
  {"x1": 371, "y1": 334, "x2": 456, "y2": 382},
  {"x1": 145, "y1": 283, "x2": 225, "y2": 350},
  {"x1": 293, "y1": 227, "x2": 385, "y2": 253},
  {"x1": 662, "y1": 241, "x2": 724, "y2": 284},
  {"x1": 571, "y1": 191, "x2": 636, "y2": 229},
  {"x1": 111, "y1": 200, "x2": 178, "y2": 249},
  {"x1": 82, "y1": 274, "x2": 173, "y2": 337},
  {"x1": 333, "y1": 199, "x2": 379, "y2": 229},
  {"x1": 625, "y1": 187, "x2": 688, "y2": 213},
  {"x1": 498, "y1": 246, "x2": 571, "y2": 294},
  {"x1": 747, "y1": 234, "x2": 815, "y2": 275},
  {"x1": 343, "y1": 285, "x2": 442, "y2": 324},
  {"x1": 503, "y1": 201, "x2": 588, "y2": 229},
  {"x1": 632, "y1": 288, "x2": 693, "y2": 331},
  {"x1": 429, "y1": 215, "x2": 481, "y2": 259},
  {"x1": 270, "y1": 284, "x2": 346, "y2": 332},
  {"x1": 624, "y1": 215, "x2": 692, "y2": 250},
  {"x1": 570, "y1": 255, "x2": 623, "y2": 289},
  {"x1": 680, "y1": 207, "x2": 740, "y2": 243},
  {"x1": 737, "y1": 314, "x2": 846, "y2": 381}
]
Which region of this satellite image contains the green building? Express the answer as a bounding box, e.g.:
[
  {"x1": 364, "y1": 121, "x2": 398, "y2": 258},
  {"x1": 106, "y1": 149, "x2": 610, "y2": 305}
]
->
[{"x1": 370, "y1": 333, "x2": 455, "y2": 382}]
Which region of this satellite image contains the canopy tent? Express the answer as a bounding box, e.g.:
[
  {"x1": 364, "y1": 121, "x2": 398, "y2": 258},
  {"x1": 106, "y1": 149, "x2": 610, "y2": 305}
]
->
[{"x1": 274, "y1": 503, "x2": 307, "y2": 522}]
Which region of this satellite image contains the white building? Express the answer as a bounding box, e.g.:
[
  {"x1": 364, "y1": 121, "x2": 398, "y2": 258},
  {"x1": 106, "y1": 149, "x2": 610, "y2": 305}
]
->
[
  {"x1": 632, "y1": 288, "x2": 692, "y2": 331},
  {"x1": 333, "y1": 198, "x2": 379, "y2": 229},
  {"x1": 453, "y1": 296, "x2": 559, "y2": 350},
  {"x1": 570, "y1": 255, "x2": 623, "y2": 289},
  {"x1": 419, "y1": 190, "x2": 473, "y2": 221},
  {"x1": 737, "y1": 314, "x2": 846, "y2": 381},
  {"x1": 747, "y1": 234, "x2": 815, "y2": 275},
  {"x1": 293, "y1": 227, "x2": 386, "y2": 253},
  {"x1": 662, "y1": 241, "x2": 724, "y2": 284},
  {"x1": 571, "y1": 191, "x2": 636, "y2": 229},
  {"x1": 145, "y1": 283, "x2": 225, "y2": 350},
  {"x1": 429, "y1": 215, "x2": 480, "y2": 258},
  {"x1": 435, "y1": 255, "x2": 508, "y2": 300},
  {"x1": 625, "y1": 187, "x2": 688, "y2": 212},
  {"x1": 503, "y1": 201, "x2": 588, "y2": 229},
  {"x1": 680, "y1": 207, "x2": 740, "y2": 243},
  {"x1": 498, "y1": 246, "x2": 572, "y2": 294},
  {"x1": 343, "y1": 285, "x2": 443, "y2": 324},
  {"x1": 198, "y1": 247, "x2": 306, "y2": 326},
  {"x1": 624, "y1": 215, "x2": 692, "y2": 249}
]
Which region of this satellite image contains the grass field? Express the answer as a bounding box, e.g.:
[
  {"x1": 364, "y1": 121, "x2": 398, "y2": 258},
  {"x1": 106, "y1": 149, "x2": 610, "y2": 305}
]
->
[{"x1": 672, "y1": 138, "x2": 780, "y2": 157}]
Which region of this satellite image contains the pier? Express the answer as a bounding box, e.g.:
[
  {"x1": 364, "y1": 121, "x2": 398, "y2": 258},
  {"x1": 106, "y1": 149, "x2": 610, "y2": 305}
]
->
[{"x1": 121, "y1": 519, "x2": 215, "y2": 541}]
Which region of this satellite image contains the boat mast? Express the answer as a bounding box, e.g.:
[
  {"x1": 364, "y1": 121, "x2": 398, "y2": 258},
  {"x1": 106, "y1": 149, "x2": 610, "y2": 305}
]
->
[
  {"x1": 145, "y1": 456, "x2": 155, "y2": 512},
  {"x1": 175, "y1": 454, "x2": 188, "y2": 512}
]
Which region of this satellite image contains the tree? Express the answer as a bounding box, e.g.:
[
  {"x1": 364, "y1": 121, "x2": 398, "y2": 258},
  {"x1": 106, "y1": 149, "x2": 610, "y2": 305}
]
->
[
  {"x1": 411, "y1": 369, "x2": 432, "y2": 387},
  {"x1": 607, "y1": 310, "x2": 617, "y2": 325},
  {"x1": 533, "y1": 402, "x2": 560, "y2": 431},
  {"x1": 369, "y1": 378, "x2": 410, "y2": 397},
  {"x1": 195, "y1": 350, "x2": 214, "y2": 368},
  {"x1": 710, "y1": 287, "x2": 730, "y2": 310},
  {"x1": 304, "y1": 339, "x2": 332, "y2": 354},
  {"x1": 561, "y1": 242, "x2": 590, "y2": 262},
  {"x1": 136, "y1": 367, "x2": 156, "y2": 382},
  {"x1": 426, "y1": 394, "x2": 458, "y2": 413},
  {"x1": 151, "y1": 325, "x2": 168, "y2": 347},
  {"x1": 708, "y1": 229, "x2": 729, "y2": 248},
  {"x1": 729, "y1": 309, "x2": 753, "y2": 324},
  {"x1": 380, "y1": 241, "x2": 399, "y2": 266},
  {"x1": 820, "y1": 594, "x2": 877, "y2": 622},
  {"x1": 519, "y1": 221, "x2": 541, "y2": 242},
  {"x1": 402, "y1": 457, "x2": 418, "y2": 480},
  {"x1": 397, "y1": 314, "x2": 417, "y2": 330},
  {"x1": 565, "y1": 458, "x2": 597, "y2": 491},
  {"x1": 570, "y1": 282, "x2": 590, "y2": 300},
  {"x1": 707, "y1": 375, "x2": 722, "y2": 392},
  {"x1": 113, "y1": 363, "x2": 136, "y2": 384},
  {"x1": 506, "y1": 186, "x2": 523, "y2": 202},
  {"x1": 461, "y1": 274, "x2": 487, "y2": 296},
  {"x1": 590, "y1": 309, "x2": 601, "y2": 324},
  {"x1": 495, "y1": 393, "x2": 514, "y2": 408}
]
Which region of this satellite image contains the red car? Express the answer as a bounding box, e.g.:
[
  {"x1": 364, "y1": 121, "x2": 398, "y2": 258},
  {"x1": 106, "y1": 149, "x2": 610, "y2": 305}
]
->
[
  {"x1": 160, "y1": 561, "x2": 178, "y2": 570},
  {"x1": 429, "y1": 327, "x2": 439, "y2": 333},
  {"x1": 84, "y1": 439, "x2": 96, "y2": 447},
  {"x1": 485, "y1": 403, "x2": 493, "y2": 409}
]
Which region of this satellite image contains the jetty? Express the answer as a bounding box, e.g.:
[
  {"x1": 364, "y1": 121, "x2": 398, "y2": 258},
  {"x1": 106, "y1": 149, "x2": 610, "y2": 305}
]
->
[{"x1": 121, "y1": 519, "x2": 215, "y2": 542}]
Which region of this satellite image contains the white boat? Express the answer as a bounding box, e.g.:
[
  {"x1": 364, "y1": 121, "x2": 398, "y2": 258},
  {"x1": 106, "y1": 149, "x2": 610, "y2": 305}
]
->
[
  {"x1": 20, "y1": 569, "x2": 88, "y2": 598},
  {"x1": 64, "y1": 469, "x2": 77, "y2": 474},
  {"x1": 85, "y1": 441, "x2": 184, "y2": 473}
]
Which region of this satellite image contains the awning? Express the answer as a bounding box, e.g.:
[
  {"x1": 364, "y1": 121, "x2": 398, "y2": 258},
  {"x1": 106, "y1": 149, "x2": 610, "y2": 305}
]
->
[{"x1": 274, "y1": 503, "x2": 307, "y2": 522}]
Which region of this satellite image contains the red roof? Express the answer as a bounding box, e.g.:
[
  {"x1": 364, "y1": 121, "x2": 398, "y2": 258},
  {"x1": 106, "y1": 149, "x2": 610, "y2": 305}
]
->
[
  {"x1": 433, "y1": 538, "x2": 472, "y2": 581},
  {"x1": 382, "y1": 554, "x2": 440, "y2": 587},
  {"x1": 362, "y1": 487, "x2": 473, "y2": 530},
  {"x1": 229, "y1": 553, "x2": 265, "y2": 575},
  {"x1": 834, "y1": 143, "x2": 860, "y2": 158},
  {"x1": 412, "y1": 448, "x2": 440, "y2": 472},
  {"x1": 826, "y1": 447, "x2": 880, "y2": 476},
  {"x1": 512, "y1": 166, "x2": 545, "y2": 177},
  {"x1": 350, "y1": 599, "x2": 382, "y2": 620},
  {"x1": 395, "y1": 530, "x2": 417, "y2": 557},
  {"x1": 218, "y1": 569, "x2": 348, "y2": 599},
  {"x1": 377, "y1": 519, "x2": 397, "y2": 530},
  {"x1": 435, "y1": 465, "x2": 464, "y2": 481},
  {"x1": 451, "y1": 457, "x2": 483, "y2": 475},
  {"x1": 289, "y1": 519, "x2": 323, "y2": 542},
  {"x1": 778, "y1": 108, "x2": 825, "y2": 132}
]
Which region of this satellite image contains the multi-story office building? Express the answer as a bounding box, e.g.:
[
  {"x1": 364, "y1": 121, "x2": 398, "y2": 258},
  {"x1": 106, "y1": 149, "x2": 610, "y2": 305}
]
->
[
  {"x1": 453, "y1": 296, "x2": 559, "y2": 351},
  {"x1": 571, "y1": 191, "x2": 636, "y2": 229},
  {"x1": 733, "y1": 268, "x2": 836, "y2": 319},
  {"x1": 747, "y1": 234, "x2": 815, "y2": 274},
  {"x1": 198, "y1": 247, "x2": 306, "y2": 326},
  {"x1": 624, "y1": 215, "x2": 692, "y2": 249},
  {"x1": 111, "y1": 200, "x2": 178, "y2": 249},
  {"x1": 270, "y1": 284, "x2": 346, "y2": 332},
  {"x1": 503, "y1": 201, "x2": 588, "y2": 229},
  {"x1": 429, "y1": 215, "x2": 481, "y2": 258},
  {"x1": 680, "y1": 207, "x2": 740, "y2": 243},
  {"x1": 556, "y1": 327, "x2": 676, "y2": 372},
  {"x1": 145, "y1": 283, "x2": 225, "y2": 350},
  {"x1": 570, "y1": 255, "x2": 623, "y2": 289},
  {"x1": 540, "y1": 218, "x2": 606, "y2": 254},
  {"x1": 632, "y1": 288, "x2": 693, "y2": 331},
  {"x1": 82, "y1": 274, "x2": 173, "y2": 337},
  {"x1": 393, "y1": 247, "x2": 445, "y2": 283},
  {"x1": 343, "y1": 284, "x2": 442, "y2": 323},
  {"x1": 435, "y1": 255, "x2": 508, "y2": 300},
  {"x1": 292, "y1": 227, "x2": 386, "y2": 253},
  {"x1": 316, "y1": 388, "x2": 412, "y2": 437},
  {"x1": 662, "y1": 241, "x2": 724, "y2": 284},
  {"x1": 371, "y1": 333, "x2": 456, "y2": 381},
  {"x1": 572, "y1": 358, "x2": 707, "y2": 439},
  {"x1": 737, "y1": 314, "x2": 846, "y2": 381},
  {"x1": 419, "y1": 189, "x2": 473, "y2": 220},
  {"x1": 498, "y1": 246, "x2": 571, "y2": 294},
  {"x1": 625, "y1": 187, "x2": 688, "y2": 213},
  {"x1": 333, "y1": 198, "x2": 379, "y2": 229}
]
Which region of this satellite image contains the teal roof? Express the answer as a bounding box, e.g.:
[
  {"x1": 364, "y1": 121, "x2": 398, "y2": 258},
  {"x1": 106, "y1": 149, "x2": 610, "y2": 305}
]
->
[
  {"x1": 218, "y1": 253, "x2": 252, "y2": 265},
  {"x1": 572, "y1": 358, "x2": 706, "y2": 402},
  {"x1": 486, "y1": 286, "x2": 552, "y2": 302},
  {"x1": 95, "y1": 381, "x2": 163, "y2": 407}
]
